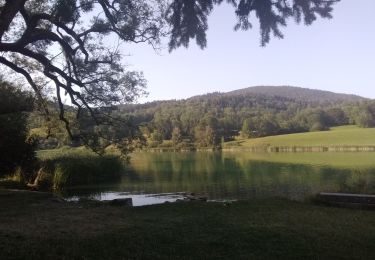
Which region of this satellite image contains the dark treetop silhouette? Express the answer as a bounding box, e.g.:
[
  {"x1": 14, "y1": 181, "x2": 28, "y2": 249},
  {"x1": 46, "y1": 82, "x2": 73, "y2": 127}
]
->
[{"x1": 0, "y1": 0, "x2": 339, "y2": 153}]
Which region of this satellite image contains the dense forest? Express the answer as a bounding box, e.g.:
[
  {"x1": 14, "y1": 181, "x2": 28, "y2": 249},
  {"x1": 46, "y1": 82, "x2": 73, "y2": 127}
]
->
[{"x1": 28, "y1": 86, "x2": 375, "y2": 150}]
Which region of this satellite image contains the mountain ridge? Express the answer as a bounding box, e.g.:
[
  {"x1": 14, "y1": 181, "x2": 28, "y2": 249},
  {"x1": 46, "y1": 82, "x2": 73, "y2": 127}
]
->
[{"x1": 186, "y1": 85, "x2": 367, "y2": 104}]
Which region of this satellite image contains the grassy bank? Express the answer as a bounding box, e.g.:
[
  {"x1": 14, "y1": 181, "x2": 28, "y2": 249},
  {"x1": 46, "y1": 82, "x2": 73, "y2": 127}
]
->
[
  {"x1": 224, "y1": 125, "x2": 375, "y2": 150},
  {"x1": 0, "y1": 190, "x2": 374, "y2": 259}
]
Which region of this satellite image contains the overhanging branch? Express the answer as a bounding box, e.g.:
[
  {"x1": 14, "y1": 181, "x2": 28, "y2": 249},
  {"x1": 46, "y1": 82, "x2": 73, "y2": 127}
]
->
[
  {"x1": 0, "y1": 56, "x2": 50, "y2": 119},
  {"x1": 0, "y1": 0, "x2": 27, "y2": 40}
]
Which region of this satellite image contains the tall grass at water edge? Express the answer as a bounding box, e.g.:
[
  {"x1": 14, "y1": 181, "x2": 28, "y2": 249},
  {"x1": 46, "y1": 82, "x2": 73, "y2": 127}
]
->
[{"x1": 36, "y1": 147, "x2": 125, "y2": 190}]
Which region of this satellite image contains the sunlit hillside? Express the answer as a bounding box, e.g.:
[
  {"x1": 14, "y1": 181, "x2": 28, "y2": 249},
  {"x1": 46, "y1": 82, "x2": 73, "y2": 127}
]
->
[{"x1": 226, "y1": 125, "x2": 375, "y2": 147}]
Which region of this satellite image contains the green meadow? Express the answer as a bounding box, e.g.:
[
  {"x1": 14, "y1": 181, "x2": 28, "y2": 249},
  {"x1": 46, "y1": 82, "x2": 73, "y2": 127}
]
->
[{"x1": 226, "y1": 125, "x2": 375, "y2": 147}]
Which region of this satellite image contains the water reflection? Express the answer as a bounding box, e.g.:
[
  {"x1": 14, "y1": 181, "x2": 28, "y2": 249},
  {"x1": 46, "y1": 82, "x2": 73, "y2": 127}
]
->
[
  {"x1": 67, "y1": 192, "x2": 185, "y2": 206},
  {"x1": 63, "y1": 152, "x2": 375, "y2": 205}
]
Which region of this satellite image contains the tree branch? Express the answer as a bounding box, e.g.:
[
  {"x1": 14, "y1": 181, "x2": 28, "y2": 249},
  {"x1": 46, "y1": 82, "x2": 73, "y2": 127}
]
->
[
  {"x1": 0, "y1": 0, "x2": 27, "y2": 40},
  {"x1": 0, "y1": 56, "x2": 50, "y2": 119}
]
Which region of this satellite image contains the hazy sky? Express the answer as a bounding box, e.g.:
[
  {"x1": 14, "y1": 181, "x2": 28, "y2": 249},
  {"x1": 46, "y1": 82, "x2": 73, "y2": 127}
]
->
[{"x1": 124, "y1": 0, "x2": 375, "y2": 102}]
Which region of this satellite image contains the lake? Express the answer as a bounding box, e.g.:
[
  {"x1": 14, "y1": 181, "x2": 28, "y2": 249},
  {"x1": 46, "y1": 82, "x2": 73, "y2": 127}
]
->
[{"x1": 63, "y1": 152, "x2": 375, "y2": 206}]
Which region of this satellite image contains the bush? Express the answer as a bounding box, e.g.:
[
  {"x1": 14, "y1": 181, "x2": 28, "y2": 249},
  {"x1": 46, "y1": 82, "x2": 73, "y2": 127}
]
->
[
  {"x1": 310, "y1": 122, "x2": 329, "y2": 132},
  {"x1": 0, "y1": 81, "x2": 36, "y2": 178}
]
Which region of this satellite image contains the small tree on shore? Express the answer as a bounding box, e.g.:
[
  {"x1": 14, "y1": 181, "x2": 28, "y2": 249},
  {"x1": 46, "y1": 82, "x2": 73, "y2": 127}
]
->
[{"x1": 171, "y1": 127, "x2": 182, "y2": 146}]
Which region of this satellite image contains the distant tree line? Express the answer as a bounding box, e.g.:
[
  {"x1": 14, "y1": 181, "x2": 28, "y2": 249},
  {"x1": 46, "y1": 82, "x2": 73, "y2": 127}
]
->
[
  {"x1": 27, "y1": 87, "x2": 375, "y2": 150},
  {"x1": 114, "y1": 90, "x2": 374, "y2": 149}
]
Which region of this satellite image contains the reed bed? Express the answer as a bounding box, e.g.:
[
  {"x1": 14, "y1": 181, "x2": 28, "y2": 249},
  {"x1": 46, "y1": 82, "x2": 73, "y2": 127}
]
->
[{"x1": 36, "y1": 147, "x2": 125, "y2": 190}]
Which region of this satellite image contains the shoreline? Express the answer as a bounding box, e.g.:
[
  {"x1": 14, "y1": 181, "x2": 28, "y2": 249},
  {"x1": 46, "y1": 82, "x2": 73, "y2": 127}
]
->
[
  {"x1": 141, "y1": 144, "x2": 375, "y2": 153},
  {"x1": 223, "y1": 145, "x2": 375, "y2": 152}
]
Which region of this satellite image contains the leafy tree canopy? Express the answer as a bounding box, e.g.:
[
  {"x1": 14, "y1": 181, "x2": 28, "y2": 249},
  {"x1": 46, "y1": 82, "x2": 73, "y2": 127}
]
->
[{"x1": 0, "y1": 0, "x2": 339, "y2": 152}]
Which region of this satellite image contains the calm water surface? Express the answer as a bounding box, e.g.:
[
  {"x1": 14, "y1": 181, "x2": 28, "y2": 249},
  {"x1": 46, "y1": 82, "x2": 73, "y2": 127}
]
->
[{"x1": 64, "y1": 152, "x2": 375, "y2": 206}]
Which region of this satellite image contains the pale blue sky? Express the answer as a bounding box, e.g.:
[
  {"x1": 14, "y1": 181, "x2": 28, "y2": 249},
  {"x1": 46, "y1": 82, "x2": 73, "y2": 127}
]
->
[{"x1": 124, "y1": 0, "x2": 375, "y2": 102}]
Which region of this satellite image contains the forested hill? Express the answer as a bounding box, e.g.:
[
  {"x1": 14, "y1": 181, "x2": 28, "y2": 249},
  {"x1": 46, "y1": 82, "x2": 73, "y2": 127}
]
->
[
  {"x1": 32, "y1": 86, "x2": 374, "y2": 149},
  {"x1": 224, "y1": 86, "x2": 366, "y2": 103},
  {"x1": 123, "y1": 86, "x2": 367, "y2": 113},
  {"x1": 113, "y1": 86, "x2": 374, "y2": 149}
]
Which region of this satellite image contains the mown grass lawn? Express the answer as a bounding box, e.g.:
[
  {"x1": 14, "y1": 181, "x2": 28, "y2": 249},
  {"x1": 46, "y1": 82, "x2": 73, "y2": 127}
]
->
[
  {"x1": 227, "y1": 125, "x2": 375, "y2": 147},
  {"x1": 1, "y1": 190, "x2": 374, "y2": 259}
]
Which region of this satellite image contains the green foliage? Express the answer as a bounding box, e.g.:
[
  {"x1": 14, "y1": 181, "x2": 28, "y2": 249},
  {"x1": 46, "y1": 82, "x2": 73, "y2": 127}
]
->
[
  {"x1": 241, "y1": 119, "x2": 251, "y2": 138},
  {"x1": 354, "y1": 101, "x2": 375, "y2": 128},
  {"x1": 28, "y1": 108, "x2": 80, "y2": 149},
  {"x1": 0, "y1": 81, "x2": 36, "y2": 177},
  {"x1": 37, "y1": 148, "x2": 125, "y2": 190},
  {"x1": 171, "y1": 127, "x2": 182, "y2": 146},
  {"x1": 29, "y1": 109, "x2": 145, "y2": 158},
  {"x1": 150, "y1": 130, "x2": 164, "y2": 144},
  {"x1": 295, "y1": 109, "x2": 329, "y2": 132},
  {"x1": 325, "y1": 107, "x2": 349, "y2": 126},
  {"x1": 117, "y1": 86, "x2": 366, "y2": 148},
  {"x1": 245, "y1": 115, "x2": 281, "y2": 137},
  {"x1": 194, "y1": 125, "x2": 216, "y2": 148},
  {"x1": 0, "y1": 0, "x2": 156, "y2": 154}
]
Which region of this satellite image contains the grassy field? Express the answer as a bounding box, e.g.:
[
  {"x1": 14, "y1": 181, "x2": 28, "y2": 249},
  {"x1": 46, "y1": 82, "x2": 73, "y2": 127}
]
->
[
  {"x1": 225, "y1": 125, "x2": 375, "y2": 148},
  {"x1": 0, "y1": 190, "x2": 374, "y2": 259}
]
